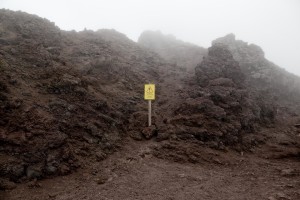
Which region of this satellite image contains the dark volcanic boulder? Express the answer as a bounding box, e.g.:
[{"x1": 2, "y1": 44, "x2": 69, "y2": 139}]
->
[{"x1": 195, "y1": 43, "x2": 245, "y2": 87}]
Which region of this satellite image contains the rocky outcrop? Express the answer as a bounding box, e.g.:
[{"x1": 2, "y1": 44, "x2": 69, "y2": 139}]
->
[
  {"x1": 212, "y1": 34, "x2": 300, "y2": 114},
  {"x1": 157, "y1": 43, "x2": 276, "y2": 150},
  {"x1": 195, "y1": 43, "x2": 244, "y2": 87}
]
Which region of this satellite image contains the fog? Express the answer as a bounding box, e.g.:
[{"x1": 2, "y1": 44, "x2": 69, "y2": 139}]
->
[{"x1": 1, "y1": 0, "x2": 300, "y2": 76}]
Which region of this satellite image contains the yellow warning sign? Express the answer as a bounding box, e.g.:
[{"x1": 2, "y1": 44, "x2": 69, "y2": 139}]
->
[{"x1": 144, "y1": 84, "x2": 155, "y2": 100}]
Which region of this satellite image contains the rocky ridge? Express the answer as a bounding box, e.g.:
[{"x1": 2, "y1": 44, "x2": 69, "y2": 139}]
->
[
  {"x1": 0, "y1": 9, "x2": 299, "y2": 189},
  {"x1": 212, "y1": 33, "x2": 300, "y2": 114},
  {"x1": 0, "y1": 9, "x2": 168, "y2": 185}
]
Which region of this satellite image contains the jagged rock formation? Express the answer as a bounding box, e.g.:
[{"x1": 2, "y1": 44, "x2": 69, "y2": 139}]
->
[
  {"x1": 195, "y1": 43, "x2": 245, "y2": 87},
  {"x1": 152, "y1": 39, "x2": 299, "y2": 165},
  {"x1": 138, "y1": 30, "x2": 207, "y2": 71},
  {"x1": 155, "y1": 43, "x2": 275, "y2": 150},
  {"x1": 212, "y1": 34, "x2": 300, "y2": 114}
]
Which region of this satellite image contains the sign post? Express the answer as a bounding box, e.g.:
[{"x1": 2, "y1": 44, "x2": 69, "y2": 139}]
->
[
  {"x1": 148, "y1": 100, "x2": 152, "y2": 127},
  {"x1": 144, "y1": 84, "x2": 155, "y2": 127}
]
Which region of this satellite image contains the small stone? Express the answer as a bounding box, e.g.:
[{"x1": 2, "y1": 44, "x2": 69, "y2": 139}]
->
[
  {"x1": 9, "y1": 79, "x2": 18, "y2": 85},
  {"x1": 188, "y1": 155, "x2": 198, "y2": 163},
  {"x1": 10, "y1": 164, "x2": 25, "y2": 179},
  {"x1": 218, "y1": 141, "x2": 226, "y2": 150},
  {"x1": 280, "y1": 169, "x2": 296, "y2": 177},
  {"x1": 156, "y1": 132, "x2": 170, "y2": 142},
  {"x1": 48, "y1": 193, "x2": 58, "y2": 198},
  {"x1": 27, "y1": 179, "x2": 41, "y2": 188},
  {"x1": 129, "y1": 131, "x2": 143, "y2": 141},
  {"x1": 276, "y1": 192, "x2": 291, "y2": 200},
  {"x1": 21, "y1": 92, "x2": 31, "y2": 97},
  {"x1": 294, "y1": 124, "x2": 300, "y2": 128},
  {"x1": 95, "y1": 151, "x2": 107, "y2": 162},
  {"x1": 284, "y1": 184, "x2": 294, "y2": 188},
  {"x1": 208, "y1": 141, "x2": 218, "y2": 149},
  {"x1": 96, "y1": 176, "x2": 108, "y2": 185},
  {"x1": 213, "y1": 158, "x2": 223, "y2": 165},
  {"x1": 26, "y1": 165, "x2": 42, "y2": 179},
  {"x1": 178, "y1": 174, "x2": 185, "y2": 178},
  {"x1": 45, "y1": 165, "x2": 57, "y2": 175},
  {"x1": 142, "y1": 126, "x2": 157, "y2": 139},
  {"x1": 58, "y1": 164, "x2": 70, "y2": 175},
  {"x1": 107, "y1": 177, "x2": 113, "y2": 182}
]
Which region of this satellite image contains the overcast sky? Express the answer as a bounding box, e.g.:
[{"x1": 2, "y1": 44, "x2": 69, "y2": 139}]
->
[{"x1": 1, "y1": 0, "x2": 300, "y2": 75}]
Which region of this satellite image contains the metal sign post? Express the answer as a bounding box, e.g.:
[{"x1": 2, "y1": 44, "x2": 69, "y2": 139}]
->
[
  {"x1": 144, "y1": 84, "x2": 155, "y2": 127},
  {"x1": 148, "y1": 100, "x2": 152, "y2": 127}
]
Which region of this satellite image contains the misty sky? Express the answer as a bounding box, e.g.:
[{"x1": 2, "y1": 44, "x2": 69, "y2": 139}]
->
[{"x1": 1, "y1": 0, "x2": 300, "y2": 76}]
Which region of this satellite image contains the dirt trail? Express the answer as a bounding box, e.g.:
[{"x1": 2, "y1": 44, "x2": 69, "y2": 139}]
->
[{"x1": 1, "y1": 138, "x2": 299, "y2": 200}]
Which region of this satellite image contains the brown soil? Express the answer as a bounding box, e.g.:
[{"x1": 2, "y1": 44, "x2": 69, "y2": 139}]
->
[{"x1": 1, "y1": 131, "x2": 299, "y2": 200}]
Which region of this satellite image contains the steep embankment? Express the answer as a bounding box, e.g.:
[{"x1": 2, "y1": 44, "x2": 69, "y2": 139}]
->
[{"x1": 0, "y1": 9, "x2": 170, "y2": 186}]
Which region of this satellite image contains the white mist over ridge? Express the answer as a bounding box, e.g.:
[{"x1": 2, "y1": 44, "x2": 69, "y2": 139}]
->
[{"x1": 1, "y1": 0, "x2": 299, "y2": 76}]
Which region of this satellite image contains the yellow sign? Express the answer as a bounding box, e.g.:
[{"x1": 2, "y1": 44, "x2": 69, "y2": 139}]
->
[{"x1": 144, "y1": 84, "x2": 155, "y2": 100}]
